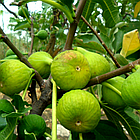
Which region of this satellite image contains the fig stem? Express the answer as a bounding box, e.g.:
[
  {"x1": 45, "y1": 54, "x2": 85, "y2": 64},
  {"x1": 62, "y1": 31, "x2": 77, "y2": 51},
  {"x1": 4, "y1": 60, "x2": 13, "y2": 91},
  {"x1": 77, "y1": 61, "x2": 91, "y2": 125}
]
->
[
  {"x1": 22, "y1": 72, "x2": 35, "y2": 100},
  {"x1": 43, "y1": 132, "x2": 52, "y2": 139},
  {"x1": 101, "y1": 82, "x2": 121, "y2": 96},
  {"x1": 79, "y1": 133, "x2": 83, "y2": 140},
  {"x1": 52, "y1": 79, "x2": 57, "y2": 140},
  {"x1": 21, "y1": 6, "x2": 31, "y2": 24}
]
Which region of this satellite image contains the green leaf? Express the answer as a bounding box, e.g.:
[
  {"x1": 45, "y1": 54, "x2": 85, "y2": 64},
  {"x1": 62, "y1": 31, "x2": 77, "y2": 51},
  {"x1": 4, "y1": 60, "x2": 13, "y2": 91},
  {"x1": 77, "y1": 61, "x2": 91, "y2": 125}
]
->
[
  {"x1": 95, "y1": 0, "x2": 120, "y2": 28},
  {"x1": 14, "y1": 21, "x2": 30, "y2": 31},
  {"x1": 74, "y1": 38, "x2": 106, "y2": 54},
  {"x1": 0, "y1": 112, "x2": 7, "y2": 131},
  {"x1": 0, "y1": 117, "x2": 18, "y2": 140},
  {"x1": 79, "y1": 0, "x2": 95, "y2": 32},
  {"x1": 102, "y1": 103, "x2": 140, "y2": 140},
  {"x1": 12, "y1": 95, "x2": 32, "y2": 114}
]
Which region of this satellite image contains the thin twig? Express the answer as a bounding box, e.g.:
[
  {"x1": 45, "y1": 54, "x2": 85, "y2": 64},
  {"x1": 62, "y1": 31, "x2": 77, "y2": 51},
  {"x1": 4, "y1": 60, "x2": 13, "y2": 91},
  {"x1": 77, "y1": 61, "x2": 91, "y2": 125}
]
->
[{"x1": 81, "y1": 16, "x2": 121, "y2": 68}]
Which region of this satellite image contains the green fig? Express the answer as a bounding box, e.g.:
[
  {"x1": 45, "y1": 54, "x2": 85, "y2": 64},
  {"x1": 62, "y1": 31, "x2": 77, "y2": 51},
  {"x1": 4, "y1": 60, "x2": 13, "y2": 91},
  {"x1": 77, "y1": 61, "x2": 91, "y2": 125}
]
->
[
  {"x1": 57, "y1": 89, "x2": 101, "y2": 133},
  {"x1": 0, "y1": 60, "x2": 34, "y2": 96},
  {"x1": 35, "y1": 30, "x2": 48, "y2": 40},
  {"x1": 74, "y1": 47, "x2": 110, "y2": 78},
  {"x1": 102, "y1": 76, "x2": 126, "y2": 108},
  {"x1": 28, "y1": 51, "x2": 53, "y2": 79},
  {"x1": 51, "y1": 50, "x2": 91, "y2": 91},
  {"x1": 18, "y1": 114, "x2": 46, "y2": 139},
  {"x1": 18, "y1": 6, "x2": 29, "y2": 18},
  {"x1": 121, "y1": 68, "x2": 140, "y2": 109}
]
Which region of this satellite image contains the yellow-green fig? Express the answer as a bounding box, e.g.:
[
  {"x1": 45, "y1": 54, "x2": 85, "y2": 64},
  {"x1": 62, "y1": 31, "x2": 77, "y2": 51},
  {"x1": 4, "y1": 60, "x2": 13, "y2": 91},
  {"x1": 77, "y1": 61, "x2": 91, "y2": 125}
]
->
[
  {"x1": 121, "y1": 68, "x2": 140, "y2": 109},
  {"x1": 0, "y1": 60, "x2": 34, "y2": 96},
  {"x1": 51, "y1": 50, "x2": 91, "y2": 91},
  {"x1": 102, "y1": 76, "x2": 126, "y2": 108},
  {"x1": 57, "y1": 89, "x2": 101, "y2": 133},
  {"x1": 28, "y1": 51, "x2": 53, "y2": 79},
  {"x1": 74, "y1": 47, "x2": 110, "y2": 78},
  {"x1": 18, "y1": 6, "x2": 29, "y2": 18}
]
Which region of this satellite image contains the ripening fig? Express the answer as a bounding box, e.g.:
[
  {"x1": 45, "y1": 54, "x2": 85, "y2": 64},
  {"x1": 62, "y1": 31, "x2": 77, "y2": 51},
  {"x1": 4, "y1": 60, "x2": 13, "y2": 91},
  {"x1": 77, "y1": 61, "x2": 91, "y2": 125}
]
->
[
  {"x1": 102, "y1": 76, "x2": 126, "y2": 108},
  {"x1": 0, "y1": 60, "x2": 34, "y2": 97},
  {"x1": 51, "y1": 50, "x2": 91, "y2": 91},
  {"x1": 28, "y1": 51, "x2": 53, "y2": 79},
  {"x1": 121, "y1": 68, "x2": 140, "y2": 109},
  {"x1": 74, "y1": 47, "x2": 110, "y2": 78},
  {"x1": 57, "y1": 89, "x2": 101, "y2": 133}
]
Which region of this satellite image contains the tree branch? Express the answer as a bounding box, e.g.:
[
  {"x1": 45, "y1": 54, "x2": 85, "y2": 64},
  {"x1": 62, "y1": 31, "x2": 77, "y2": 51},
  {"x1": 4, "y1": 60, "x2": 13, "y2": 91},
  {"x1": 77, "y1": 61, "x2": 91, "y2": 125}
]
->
[
  {"x1": 0, "y1": 1, "x2": 18, "y2": 18},
  {"x1": 64, "y1": 0, "x2": 87, "y2": 50}
]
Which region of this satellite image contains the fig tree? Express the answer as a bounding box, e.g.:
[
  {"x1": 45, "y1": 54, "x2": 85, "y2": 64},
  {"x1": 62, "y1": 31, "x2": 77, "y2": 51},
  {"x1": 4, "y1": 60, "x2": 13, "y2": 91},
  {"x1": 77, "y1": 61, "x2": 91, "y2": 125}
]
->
[
  {"x1": 0, "y1": 60, "x2": 34, "y2": 97},
  {"x1": 51, "y1": 50, "x2": 91, "y2": 91},
  {"x1": 28, "y1": 51, "x2": 53, "y2": 79},
  {"x1": 57, "y1": 89, "x2": 101, "y2": 133},
  {"x1": 121, "y1": 68, "x2": 140, "y2": 109},
  {"x1": 74, "y1": 47, "x2": 110, "y2": 78},
  {"x1": 102, "y1": 76, "x2": 126, "y2": 108}
]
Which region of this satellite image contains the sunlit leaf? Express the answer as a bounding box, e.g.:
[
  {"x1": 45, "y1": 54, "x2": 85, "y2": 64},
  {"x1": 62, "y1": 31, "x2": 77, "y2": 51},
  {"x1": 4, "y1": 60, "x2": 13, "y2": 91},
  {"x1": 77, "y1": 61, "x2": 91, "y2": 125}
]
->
[
  {"x1": 120, "y1": 29, "x2": 140, "y2": 58},
  {"x1": 134, "y1": 1, "x2": 140, "y2": 18}
]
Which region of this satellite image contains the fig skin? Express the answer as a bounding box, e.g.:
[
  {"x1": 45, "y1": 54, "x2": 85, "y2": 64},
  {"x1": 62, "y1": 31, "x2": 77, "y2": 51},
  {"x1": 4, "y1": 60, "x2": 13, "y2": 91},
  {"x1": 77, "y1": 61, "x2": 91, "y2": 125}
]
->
[
  {"x1": 102, "y1": 76, "x2": 126, "y2": 109},
  {"x1": 35, "y1": 30, "x2": 48, "y2": 40},
  {"x1": 57, "y1": 89, "x2": 101, "y2": 133},
  {"x1": 121, "y1": 69, "x2": 140, "y2": 109},
  {"x1": 51, "y1": 50, "x2": 91, "y2": 91},
  {"x1": 74, "y1": 47, "x2": 110, "y2": 78},
  {"x1": 0, "y1": 60, "x2": 34, "y2": 96},
  {"x1": 28, "y1": 51, "x2": 53, "y2": 79}
]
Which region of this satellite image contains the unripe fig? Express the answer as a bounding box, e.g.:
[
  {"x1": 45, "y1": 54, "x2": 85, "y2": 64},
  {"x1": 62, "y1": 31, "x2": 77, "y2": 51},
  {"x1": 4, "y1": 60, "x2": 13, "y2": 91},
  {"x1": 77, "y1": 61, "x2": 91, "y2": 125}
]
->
[
  {"x1": 102, "y1": 76, "x2": 126, "y2": 108},
  {"x1": 35, "y1": 30, "x2": 48, "y2": 40},
  {"x1": 28, "y1": 51, "x2": 53, "y2": 79},
  {"x1": 57, "y1": 89, "x2": 101, "y2": 133},
  {"x1": 121, "y1": 68, "x2": 140, "y2": 109},
  {"x1": 18, "y1": 6, "x2": 29, "y2": 18},
  {"x1": 74, "y1": 47, "x2": 110, "y2": 78},
  {"x1": 18, "y1": 114, "x2": 46, "y2": 139},
  {"x1": 51, "y1": 50, "x2": 91, "y2": 91},
  {"x1": 0, "y1": 60, "x2": 34, "y2": 96}
]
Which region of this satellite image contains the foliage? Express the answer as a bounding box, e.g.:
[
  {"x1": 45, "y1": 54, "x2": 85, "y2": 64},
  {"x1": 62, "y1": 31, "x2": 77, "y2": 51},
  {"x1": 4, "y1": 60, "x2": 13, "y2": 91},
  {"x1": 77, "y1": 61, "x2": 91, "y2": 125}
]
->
[{"x1": 0, "y1": 0, "x2": 140, "y2": 140}]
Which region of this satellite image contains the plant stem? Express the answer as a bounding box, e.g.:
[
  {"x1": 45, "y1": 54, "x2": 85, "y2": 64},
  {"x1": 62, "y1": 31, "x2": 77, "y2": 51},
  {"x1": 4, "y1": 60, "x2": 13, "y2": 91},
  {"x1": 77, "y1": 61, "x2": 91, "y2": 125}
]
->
[
  {"x1": 52, "y1": 79, "x2": 57, "y2": 140},
  {"x1": 43, "y1": 132, "x2": 52, "y2": 139},
  {"x1": 22, "y1": 72, "x2": 35, "y2": 100},
  {"x1": 79, "y1": 133, "x2": 83, "y2": 140},
  {"x1": 101, "y1": 82, "x2": 121, "y2": 96}
]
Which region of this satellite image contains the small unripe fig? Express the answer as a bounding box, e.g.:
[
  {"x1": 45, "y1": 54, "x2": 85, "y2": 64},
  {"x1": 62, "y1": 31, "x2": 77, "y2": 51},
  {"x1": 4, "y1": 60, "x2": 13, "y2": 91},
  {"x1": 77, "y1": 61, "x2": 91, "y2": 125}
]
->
[
  {"x1": 51, "y1": 50, "x2": 91, "y2": 91},
  {"x1": 18, "y1": 6, "x2": 29, "y2": 18},
  {"x1": 57, "y1": 89, "x2": 101, "y2": 133},
  {"x1": 121, "y1": 68, "x2": 140, "y2": 109},
  {"x1": 102, "y1": 76, "x2": 126, "y2": 108},
  {"x1": 28, "y1": 51, "x2": 53, "y2": 79},
  {"x1": 35, "y1": 30, "x2": 48, "y2": 40},
  {"x1": 0, "y1": 60, "x2": 34, "y2": 96},
  {"x1": 74, "y1": 47, "x2": 110, "y2": 78},
  {"x1": 18, "y1": 114, "x2": 46, "y2": 139}
]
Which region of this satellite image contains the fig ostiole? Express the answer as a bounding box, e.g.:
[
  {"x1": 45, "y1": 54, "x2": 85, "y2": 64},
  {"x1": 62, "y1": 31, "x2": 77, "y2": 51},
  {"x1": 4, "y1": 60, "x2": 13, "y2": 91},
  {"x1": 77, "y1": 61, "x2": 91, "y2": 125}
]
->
[
  {"x1": 74, "y1": 47, "x2": 110, "y2": 78},
  {"x1": 51, "y1": 50, "x2": 91, "y2": 91},
  {"x1": 101, "y1": 76, "x2": 126, "y2": 108},
  {"x1": 121, "y1": 69, "x2": 140, "y2": 109},
  {"x1": 57, "y1": 89, "x2": 101, "y2": 133}
]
